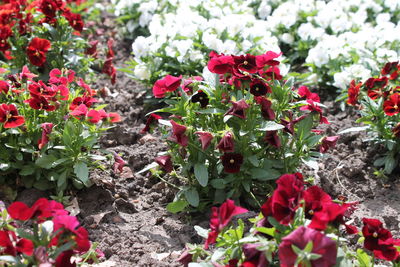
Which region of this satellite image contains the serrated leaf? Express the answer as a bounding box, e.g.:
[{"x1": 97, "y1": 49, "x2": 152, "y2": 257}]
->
[{"x1": 194, "y1": 163, "x2": 208, "y2": 187}]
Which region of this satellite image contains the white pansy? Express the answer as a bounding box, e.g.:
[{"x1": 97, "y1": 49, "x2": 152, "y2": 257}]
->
[
  {"x1": 281, "y1": 33, "x2": 294, "y2": 44},
  {"x1": 134, "y1": 63, "x2": 151, "y2": 80},
  {"x1": 132, "y1": 36, "x2": 151, "y2": 58}
]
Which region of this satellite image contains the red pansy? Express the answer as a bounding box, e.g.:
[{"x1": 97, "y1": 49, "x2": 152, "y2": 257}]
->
[
  {"x1": 195, "y1": 131, "x2": 213, "y2": 150},
  {"x1": 224, "y1": 99, "x2": 250, "y2": 119},
  {"x1": 221, "y1": 153, "x2": 243, "y2": 173},
  {"x1": 0, "y1": 103, "x2": 25, "y2": 128},
  {"x1": 255, "y1": 96, "x2": 275, "y2": 120},
  {"x1": 217, "y1": 132, "x2": 235, "y2": 153},
  {"x1": 152, "y1": 75, "x2": 182, "y2": 98},
  {"x1": 383, "y1": 93, "x2": 400, "y2": 116},
  {"x1": 26, "y1": 37, "x2": 51, "y2": 66},
  {"x1": 141, "y1": 113, "x2": 162, "y2": 134},
  {"x1": 168, "y1": 120, "x2": 188, "y2": 146},
  {"x1": 347, "y1": 80, "x2": 362, "y2": 105},
  {"x1": 319, "y1": 136, "x2": 339, "y2": 153},
  {"x1": 38, "y1": 122, "x2": 54, "y2": 149},
  {"x1": 154, "y1": 155, "x2": 173, "y2": 173},
  {"x1": 255, "y1": 51, "x2": 281, "y2": 69}
]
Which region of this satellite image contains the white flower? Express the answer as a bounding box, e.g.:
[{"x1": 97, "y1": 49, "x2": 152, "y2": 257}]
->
[
  {"x1": 306, "y1": 47, "x2": 330, "y2": 68},
  {"x1": 134, "y1": 63, "x2": 151, "y2": 80},
  {"x1": 333, "y1": 71, "x2": 352, "y2": 90},
  {"x1": 132, "y1": 36, "x2": 150, "y2": 58},
  {"x1": 41, "y1": 221, "x2": 54, "y2": 234},
  {"x1": 281, "y1": 33, "x2": 294, "y2": 44},
  {"x1": 258, "y1": 1, "x2": 272, "y2": 20}
]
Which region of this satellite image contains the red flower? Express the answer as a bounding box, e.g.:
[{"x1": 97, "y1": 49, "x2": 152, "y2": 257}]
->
[
  {"x1": 108, "y1": 112, "x2": 121, "y2": 123},
  {"x1": 303, "y1": 186, "x2": 332, "y2": 218},
  {"x1": 155, "y1": 155, "x2": 173, "y2": 173},
  {"x1": 86, "y1": 40, "x2": 99, "y2": 58},
  {"x1": 20, "y1": 65, "x2": 37, "y2": 80},
  {"x1": 383, "y1": 93, "x2": 400, "y2": 116},
  {"x1": 298, "y1": 85, "x2": 320, "y2": 102},
  {"x1": 49, "y1": 68, "x2": 75, "y2": 86},
  {"x1": 319, "y1": 136, "x2": 339, "y2": 153},
  {"x1": 69, "y1": 96, "x2": 97, "y2": 111},
  {"x1": 242, "y1": 243, "x2": 269, "y2": 267},
  {"x1": 0, "y1": 230, "x2": 34, "y2": 256},
  {"x1": 0, "y1": 103, "x2": 25, "y2": 128},
  {"x1": 381, "y1": 61, "x2": 399, "y2": 76},
  {"x1": 0, "y1": 25, "x2": 12, "y2": 52},
  {"x1": 279, "y1": 226, "x2": 337, "y2": 267},
  {"x1": 141, "y1": 113, "x2": 161, "y2": 134},
  {"x1": 365, "y1": 77, "x2": 388, "y2": 90},
  {"x1": 207, "y1": 53, "x2": 234, "y2": 74},
  {"x1": 38, "y1": 122, "x2": 54, "y2": 149},
  {"x1": 26, "y1": 37, "x2": 51, "y2": 66},
  {"x1": 28, "y1": 81, "x2": 57, "y2": 98},
  {"x1": 63, "y1": 9, "x2": 84, "y2": 32},
  {"x1": 168, "y1": 120, "x2": 188, "y2": 146},
  {"x1": 25, "y1": 96, "x2": 56, "y2": 111},
  {"x1": 255, "y1": 96, "x2": 275, "y2": 120},
  {"x1": 362, "y1": 218, "x2": 399, "y2": 261},
  {"x1": 217, "y1": 132, "x2": 235, "y2": 153},
  {"x1": 182, "y1": 76, "x2": 203, "y2": 94},
  {"x1": 264, "y1": 130, "x2": 281, "y2": 148},
  {"x1": 86, "y1": 109, "x2": 108, "y2": 123},
  {"x1": 204, "y1": 199, "x2": 248, "y2": 249},
  {"x1": 225, "y1": 99, "x2": 250, "y2": 119},
  {"x1": 195, "y1": 131, "x2": 213, "y2": 150},
  {"x1": 300, "y1": 100, "x2": 329, "y2": 124},
  {"x1": 347, "y1": 80, "x2": 362, "y2": 105},
  {"x1": 102, "y1": 58, "x2": 116, "y2": 85},
  {"x1": 250, "y1": 79, "x2": 271, "y2": 96},
  {"x1": 263, "y1": 65, "x2": 283, "y2": 80},
  {"x1": 261, "y1": 173, "x2": 304, "y2": 225},
  {"x1": 7, "y1": 198, "x2": 68, "y2": 221},
  {"x1": 177, "y1": 247, "x2": 193, "y2": 267},
  {"x1": 52, "y1": 215, "x2": 90, "y2": 252},
  {"x1": 233, "y1": 54, "x2": 258, "y2": 75},
  {"x1": 152, "y1": 75, "x2": 182, "y2": 98},
  {"x1": 0, "y1": 80, "x2": 9, "y2": 94},
  {"x1": 255, "y1": 51, "x2": 281, "y2": 69},
  {"x1": 70, "y1": 104, "x2": 88, "y2": 118},
  {"x1": 55, "y1": 250, "x2": 75, "y2": 267},
  {"x1": 221, "y1": 153, "x2": 243, "y2": 173}
]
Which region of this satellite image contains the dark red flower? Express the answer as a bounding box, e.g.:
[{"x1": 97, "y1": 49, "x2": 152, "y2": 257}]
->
[
  {"x1": 102, "y1": 58, "x2": 116, "y2": 85},
  {"x1": 255, "y1": 51, "x2": 281, "y2": 69},
  {"x1": 255, "y1": 96, "x2": 275, "y2": 120},
  {"x1": 0, "y1": 103, "x2": 25, "y2": 128},
  {"x1": 319, "y1": 136, "x2": 339, "y2": 153},
  {"x1": 63, "y1": 9, "x2": 84, "y2": 32},
  {"x1": 69, "y1": 96, "x2": 97, "y2": 111},
  {"x1": 0, "y1": 25, "x2": 12, "y2": 52},
  {"x1": 168, "y1": 120, "x2": 188, "y2": 146},
  {"x1": 70, "y1": 104, "x2": 88, "y2": 118},
  {"x1": 141, "y1": 113, "x2": 161, "y2": 134},
  {"x1": 85, "y1": 40, "x2": 99, "y2": 58},
  {"x1": 55, "y1": 250, "x2": 75, "y2": 267},
  {"x1": 383, "y1": 93, "x2": 400, "y2": 116},
  {"x1": 221, "y1": 153, "x2": 243, "y2": 173},
  {"x1": 0, "y1": 230, "x2": 34, "y2": 256},
  {"x1": 381, "y1": 61, "x2": 398, "y2": 76},
  {"x1": 155, "y1": 155, "x2": 173, "y2": 173},
  {"x1": 250, "y1": 79, "x2": 270, "y2": 96},
  {"x1": 177, "y1": 247, "x2": 193, "y2": 267},
  {"x1": 38, "y1": 122, "x2": 54, "y2": 149},
  {"x1": 25, "y1": 96, "x2": 56, "y2": 111},
  {"x1": 204, "y1": 199, "x2": 248, "y2": 249},
  {"x1": 195, "y1": 131, "x2": 213, "y2": 150},
  {"x1": 365, "y1": 77, "x2": 388, "y2": 90},
  {"x1": 217, "y1": 132, "x2": 235, "y2": 153},
  {"x1": 264, "y1": 130, "x2": 281, "y2": 148},
  {"x1": 152, "y1": 75, "x2": 182, "y2": 98},
  {"x1": 303, "y1": 186, "x2": 332, "y2": 218},
  {"x1": 0, "y1": 80, "x2": 9, "y2": 94},
  {"x1": 233, "y1": 54, "x2": 258, "y2": 75},
  {"x1": 52, "y1": 215, "x2": 90, "y2": 252},
  {"x1": 191, "y1": 90, "x2": 209, "y2": 108},
  {"x1": 26, "y1": 37, "x2": 51, "y2": 66},
  {"x1": 263, "y1": 65, "x2": 283, "y2": 80},
  {"x1": 347, "y1": 80, "x2": 362, "y2": 105},
  {"x1": 279, "y1": 226, "x2": 337, "y2": 267},
  {"x1": 298, "y1": 85, "x2": 320, "y2": 102},
  {"x1": 28, "y1": 81, "x2": 57, "y2": 98},
  {"x1": 242, "y1": 243, "x2": 269, "y2": 267},
  {"x1": 207, "y1": 53, "x2": 234, "y2": 74},
  {"x1": 362, "y1": 218, "x2": 399, "y2": 261},
  {"x1": 182, "y1": 76, "x2": 203, "y2": 94},
  {"x1": 225, "y1": 99, "x2": 250, "y2": 119},
  {"x1": 261, "y1": 173, "x2": 304, "y2": 225}
]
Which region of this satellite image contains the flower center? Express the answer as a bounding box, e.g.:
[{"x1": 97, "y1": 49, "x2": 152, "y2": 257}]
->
[
  {"x1": 255, "y1": 87, "x2": 259, "y2": 91},
  {"x1": 308, "y1": 210, "x2": 314, "y2": 215},
  {"x1": 395, "y1": 104, "x2": 398, "y2": 110},
  {"x1": 6, "y1": 113, "x2": 12, "y2": 120},
  {"x1": 229, "y1": 159, "x2": 235, "y2": 164},
  {"x1": 199, "y1": 97, "x2": 203, "y2": 100},
  {"x1": 243, "y1": 61, "x2": 248, "y2": 65},
  {"x1": 373, "y1": 232, "x2": 378, "y2": 238}
]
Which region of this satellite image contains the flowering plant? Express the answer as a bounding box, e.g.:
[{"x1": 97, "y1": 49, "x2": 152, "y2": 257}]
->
[
  {"x1": 345, "y1": 61, "x2": 400, "y2": 174},
  {"x1": 0, "y1": 198, "x2": 102, "y2": 266},
  {"x1": 142, "y1": 51, "x2": 335, "y2": 212},
  {"x1": 179, "y1": 173, "x2": 400, "y2": 266},
  {"x1": 0, "y1": 66, "x2": 121, "y2": 191},
  {"x1": 0, "y1": 0, "x2": 116, "y2": 82}
]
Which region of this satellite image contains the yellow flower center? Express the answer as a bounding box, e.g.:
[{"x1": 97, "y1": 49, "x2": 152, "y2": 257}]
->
[
  {"x1": 373, "y1": 232, "x2": 378, "y2": 238},
  {"x1": 199, "y1": 97, "x2": 203, "y2": 100},
  {"x1": 243, "y1": 61, "x2": 248, "y2": 65},
  {"x1": 308, "y1": 210, "x2": 314, "y2": 215},
  {"x1": 229, "y1": 159, "x2": 235, "y2": 164}
]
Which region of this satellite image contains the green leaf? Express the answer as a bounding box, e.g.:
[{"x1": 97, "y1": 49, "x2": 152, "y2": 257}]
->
[
  {"x1": 73, "y1": 162, "x2": 89, "y2": 186},
  {"x1": 302, "y1": 158, "x2": 319, "y2": 170},
  {"x1": 184, "y1": 188, "x2": 199, "y2": 207},
  {"x1": 194, "y1": 225, "x2": 209, "y2": 238},
  {"x1": 296, "y1": 114, "x2": 314, "y2": 139},
  {"x1": 210, "y1": 179, "x2": 226, "y2": 189},
  {"x1": 251, "y1": 168, "x2": 281, "y2": 181},
  {"x1": 384, "y1": 156, "x2": 397, "y2": 174},
  {"x1": 35, "y1": 154, "x2": 58, "y2": 169},
  {"x1": 194, "y1": 163, "x2": 208, "y2": 187},
  {"x1": 19, "y1": 165, "x2": 35, "y2": 176},
  {"x1": 357, "y1": 248, "x2": 372, "y2": 267},
  {"x1": 166, "y1": 200, "x2": 188, "y2": 213},
  {"x1": 254, "y1": 227, "x2": 275, "y2": 237},
  {"x1": 196, "y1": 108, "x2": 225, "y2": 114},
  {"x1": 258, "y1": 121, "x2": 285, "y2": 131}
]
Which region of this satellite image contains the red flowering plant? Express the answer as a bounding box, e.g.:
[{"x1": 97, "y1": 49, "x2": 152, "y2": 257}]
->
[
  {"x1": 0, "y1": 66, "x2": 121, "y2": 192},
  {"x1": 0, "y1": 0, "x2": 115, "y2": 82},
  {"x1": 179, "y1": 173, "x2": 400, "y2": 267},
  {"x1": 0, "y1": 198, "x2": 102, "y2": 266},
  {"x1": 141, "y1": 51, "x2": 335, "y2": 212},
  {"x1": 345, "y1": 61, "x2": 400, "y2": 174}
]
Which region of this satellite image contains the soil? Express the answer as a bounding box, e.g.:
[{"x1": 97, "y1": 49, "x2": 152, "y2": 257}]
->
[{"x1": 5, "y1": 4, "x2": 400, "y2": 267}]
